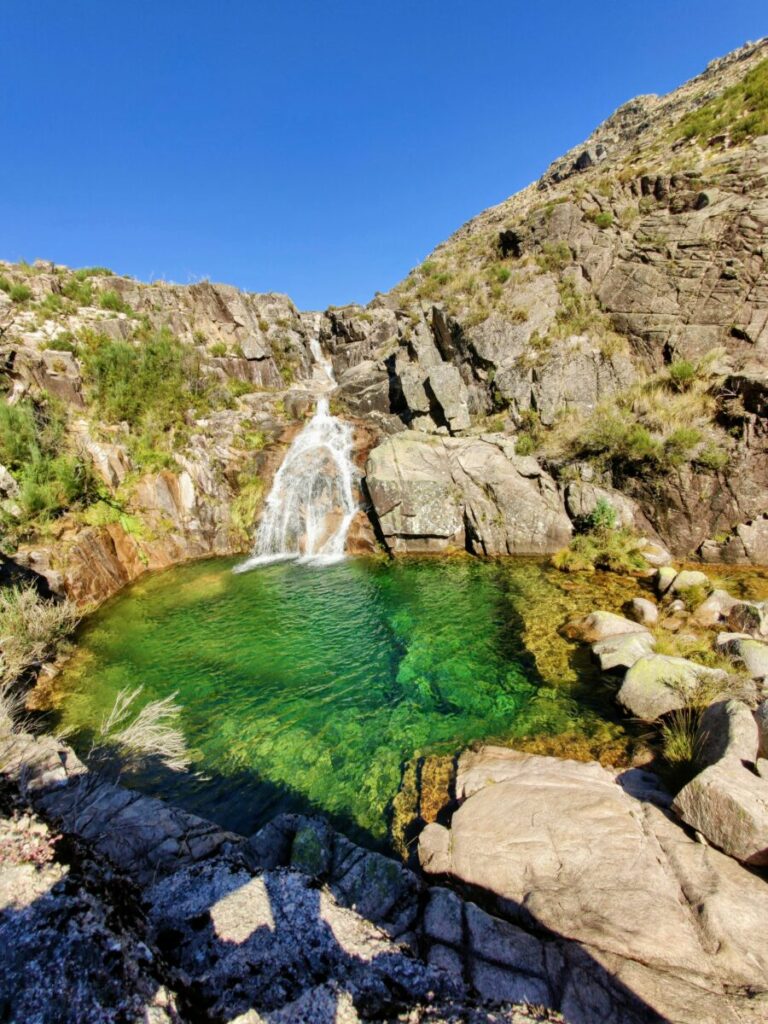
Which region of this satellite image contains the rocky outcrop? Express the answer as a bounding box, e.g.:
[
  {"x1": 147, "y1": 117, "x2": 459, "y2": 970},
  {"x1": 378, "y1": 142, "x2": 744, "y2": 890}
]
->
[
  {"x1": 672, "y1": 699, "x2": 768, "y2": 866},
  {"x1": 0, "y1": 808, "x2": 181, "y2": 1024},
  {"x1": 617, "y1": 654, "x2": 728, "y2": 721},
  {"x1": 365, "y1": 431, "x2": 572, "y2": 555},
  {"x1": 419, "y1": 745, "x2": 768, "y2": 1024},
  {"x1": 1, "y1": 725, "x2": 568, "y2": 1023}
]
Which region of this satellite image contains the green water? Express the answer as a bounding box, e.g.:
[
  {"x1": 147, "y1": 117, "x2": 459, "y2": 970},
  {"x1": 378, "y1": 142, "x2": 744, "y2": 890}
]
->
[{"x1": 54, "y1": 556, "x2": 621, "y2": 845}]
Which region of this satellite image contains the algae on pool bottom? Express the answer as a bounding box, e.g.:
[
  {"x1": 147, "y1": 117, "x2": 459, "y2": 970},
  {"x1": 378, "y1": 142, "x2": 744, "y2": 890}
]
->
[{"x1": 52, "y1": 556, "x2": 640, "y2": 845}]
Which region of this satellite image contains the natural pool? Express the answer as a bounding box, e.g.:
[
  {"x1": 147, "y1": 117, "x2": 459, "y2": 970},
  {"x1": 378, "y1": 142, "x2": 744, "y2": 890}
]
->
[{"x1": 51, "y1": 556, "x2": 647, "y2": 846}]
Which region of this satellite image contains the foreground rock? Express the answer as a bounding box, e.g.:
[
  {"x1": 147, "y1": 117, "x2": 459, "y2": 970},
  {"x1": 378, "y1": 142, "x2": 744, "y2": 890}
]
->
[
  {"x1": 0, "y1": 727, "x2": 564, "y2": 1023},
  {"x1": 0, "y1": 807, "x2": 180, "y2": 1023},
  {"x1": 419, "y1": 746, "x2": 768, "y2": 1024},
  {"x1": 365, "y1": 432, "x2": 572, "y2": 555},
  {"x1": 672, "y1": 699, "x2": 768, "y2": 866},
  {"x1": 617, "y1": 654, "x2": 731, "y2": 721}
]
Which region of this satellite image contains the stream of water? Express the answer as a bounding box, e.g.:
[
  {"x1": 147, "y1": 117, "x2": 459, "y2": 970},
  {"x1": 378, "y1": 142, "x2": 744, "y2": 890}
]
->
[{"x1": 235, "y1": 338, "x2": 356, "y2": 571}]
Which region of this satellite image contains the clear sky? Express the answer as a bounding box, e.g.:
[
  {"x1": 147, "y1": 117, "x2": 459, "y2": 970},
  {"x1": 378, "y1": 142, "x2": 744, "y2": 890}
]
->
[{"x1": 1, "y1": 2, "x2": 765, "y2": 309}]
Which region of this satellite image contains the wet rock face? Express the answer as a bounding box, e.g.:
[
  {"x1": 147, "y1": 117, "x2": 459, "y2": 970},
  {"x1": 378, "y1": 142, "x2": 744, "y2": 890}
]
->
[{"x1": 365, "y1": 432, "x2": 572, "y2": 555}]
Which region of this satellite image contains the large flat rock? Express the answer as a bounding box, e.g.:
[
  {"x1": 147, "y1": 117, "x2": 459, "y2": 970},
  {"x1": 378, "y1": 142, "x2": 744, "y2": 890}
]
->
[
  {"x1": 365, "y1": 432, "x2": 572, "y2": 555},
  {"x1": 419, "y1": 746, "x2": 768, "y2": 1024}
]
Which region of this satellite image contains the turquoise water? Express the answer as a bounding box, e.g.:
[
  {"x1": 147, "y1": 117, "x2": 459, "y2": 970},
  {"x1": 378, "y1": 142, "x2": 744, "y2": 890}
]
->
[{"x1": 55, "y1": 556, "x2": 615, "y2": 844}]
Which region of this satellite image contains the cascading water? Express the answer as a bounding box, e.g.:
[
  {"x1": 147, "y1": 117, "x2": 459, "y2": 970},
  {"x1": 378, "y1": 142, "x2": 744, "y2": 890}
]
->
[{"x1": 234, "y1": 339, "x2": 357, "y2": 571}]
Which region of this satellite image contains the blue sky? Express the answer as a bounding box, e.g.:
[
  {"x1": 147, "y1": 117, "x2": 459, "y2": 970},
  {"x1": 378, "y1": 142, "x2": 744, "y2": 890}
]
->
[{"x1": 1, "y1": 2, "x2": 765, "y2": 309}]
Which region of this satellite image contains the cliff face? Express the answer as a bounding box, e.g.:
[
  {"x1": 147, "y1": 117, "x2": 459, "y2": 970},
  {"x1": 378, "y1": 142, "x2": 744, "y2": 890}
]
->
[
  {"x1": 1, "y1": 39, "x2": 767, "y2": 603},
  {"x1": 333, "y1": 38, "x2": 768, "y2": 561}
]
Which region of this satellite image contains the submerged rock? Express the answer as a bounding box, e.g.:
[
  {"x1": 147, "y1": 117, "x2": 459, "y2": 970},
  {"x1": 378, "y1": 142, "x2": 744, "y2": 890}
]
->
[{"x1": 562, "y1": 610, "x2": 650, "y2": 644}]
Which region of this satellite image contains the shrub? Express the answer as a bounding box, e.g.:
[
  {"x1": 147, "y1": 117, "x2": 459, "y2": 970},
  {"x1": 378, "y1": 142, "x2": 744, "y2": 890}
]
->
[
  {"x1": 0, "y1": 398, "x2": 98, "y2": 543},
  {"x1": 674, "y1": 58, "x2": 768, "y2": 145},
  {"x1": 536, "y1": 242, "x2": 572, "y2": 273},
  {"x1": 586, "y1": 210, "x2": 614, "y2": 229},
  {"x1": 80, "y1": 327, "x2": 203, "y2": 429},
  {"x1": 695, "y1": 442, "x2": 728, "y2": 471},
  {"x1": 578, "y1": 410, "x2": 663, "y2": 470},
  {"x1": 667, "y1": 359, "x2": 697, "y2": 391},
  {"x1": 515, "y1": 433, "x2": 536, "y2": 456},
  {"x1": 0, "y1": 584, "x2": 79, "y2": 689},
  {"x1": 583, "y1": 497, "x2": 617, "y2": 531},
  {"x1": 38, "y1": 293, "x2": 66, "y2": 316},
  {"x1": 61, "y1": 276, "x2": 94, "y2": 306},
  {"x1": 552, "y1": 526, "x2": 648, "y2": 574},
  {"x1": 98, "y1": 289, "x2": 131, "y2": 313},
  {"x1": 664, "y1": 427, "x2": 703, "y2": 466},
  {"x1": 9, "y1": 284, "x2": 32, "y2": 304},
  {"x1": 47, "y1": 332, "x2": 79, "y2": 354},
  {"x1": 0, "y1": 276, "x2": 11, "y2": 294},
  {"x1": 210, "y1": 342, "x2": 227, "y2": 357},
  {"x1": 660, "y1": 707, "x2": 701, "y2": 790},
  {"x1": 73, "y1": 266, "x2": 113, "y2": 280}
]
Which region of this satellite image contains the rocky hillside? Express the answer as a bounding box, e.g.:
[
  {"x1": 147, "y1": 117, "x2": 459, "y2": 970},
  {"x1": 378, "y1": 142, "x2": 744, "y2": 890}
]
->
[
  {"x1": 1, "y1": 39, "x2": 767, "y2": 605},
  {"x1": 332, "y1": 38, "x2": 768, "y2": 562}
]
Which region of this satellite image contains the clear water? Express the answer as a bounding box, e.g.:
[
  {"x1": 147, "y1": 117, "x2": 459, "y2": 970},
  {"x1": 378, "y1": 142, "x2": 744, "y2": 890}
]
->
[{"x1": 53, "y1": 556, "x2": 628, "y2": 845}]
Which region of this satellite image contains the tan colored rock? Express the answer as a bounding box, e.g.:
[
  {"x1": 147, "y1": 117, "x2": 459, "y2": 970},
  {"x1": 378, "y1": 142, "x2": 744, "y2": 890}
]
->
[
  {"x1": 628, "y1": 596, "x2": 658, "y2": 626},
  {"x1": 420, "y1": 746, "x2": 768, "y2": 1023},
  {"x1": 691, "y1": 588, "x2": 738, "y2": 627},
  {"x1": 365, "y1": 432, "x2": 571, "y2": 556},
  {"x1": 562, "y1": 609, "x2": 650, "y2": 644},
  {"x1": 673, "y1": 762, "x2": 768, "y2": 866},
  {"x1": 591, "y1": 630, "x2": 656, "y2": 670},
  {"x1": 617, "y1": 654, "x2": 726, "y2": 721}
]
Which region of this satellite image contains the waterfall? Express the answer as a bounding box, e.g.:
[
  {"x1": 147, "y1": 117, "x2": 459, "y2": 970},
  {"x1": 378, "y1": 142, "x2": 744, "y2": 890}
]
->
[{"x1": 234, "y1": 339, "x2": 357, "y2": 572}]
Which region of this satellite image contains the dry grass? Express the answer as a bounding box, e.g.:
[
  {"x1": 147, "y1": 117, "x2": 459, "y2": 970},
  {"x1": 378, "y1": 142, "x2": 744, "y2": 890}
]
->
[
  {"x1": 540, "y1": 349, "x2": 730, "y2": 474},
  {"x1": 0, "y1": 585, "x2": 79, "y2": 690},
  {"x1": 87, "y1": 685, "x2": 191, "y2": 775}
]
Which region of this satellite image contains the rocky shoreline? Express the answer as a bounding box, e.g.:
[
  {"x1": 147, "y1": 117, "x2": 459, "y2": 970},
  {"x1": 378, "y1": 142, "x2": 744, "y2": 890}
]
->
[{"x1": 2, "y1": 700, "x2": 767, "y2": 1023}]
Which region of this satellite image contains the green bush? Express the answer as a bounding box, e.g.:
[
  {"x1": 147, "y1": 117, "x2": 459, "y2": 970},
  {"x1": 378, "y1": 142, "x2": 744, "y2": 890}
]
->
[
  {"x1": 80, "y1": 328, "x2": 203, "y2": 431},
  {"x1": 552, "y1": 526, "x2": 648, "y2": 574},
  {"x1": 9, "y1": 284, "x2": 32, "y2": 304},
  {"x1": 583, "y1": 497, "x2": 617, "y2": 531},
  {"x1": 0, "y1": 399, "x2": 97, "y2": 545},
  {"x1": 667, "y1": 359, "x2": 697, "y2": 391},
  {"x1": 578, "y1": 410, "x2": 663, "y2": 471},
  {"x1": 38, "y1": 293, "x2": 66, "y2": 316},
  {"x1": 210, "y1": 342, "x2": 227, "y2": 357},
  {"x1": 73, "y1": 266, "x2": 113, "y2": 280},
  {"x1": 536, "y1": 242, "x2": 572, "y2": 273},
  {"x1": 664, "y1": 427, "x2": 703, "y2": 466},
  {"x1": 586, "y1": 210, "x2": 614, "y2": 229},
  {"x1": 47, "y1": 332, "x2": 79, "y2": 354},
  {"x1": 0, "y1": 276, "x2": 11, "y2": 294},
  {"x1": 695, "y1": 442, "x2": 728, "y2": 471},
  {"x1": 61, "y1": 276, "x2": 94, "y2": 306},
  {"x1": 98, "y1": 289, "x2": 131, "y2": 313},
  {"x1": 515, "y1": 433, "x2": 536, "y2": 456}
]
